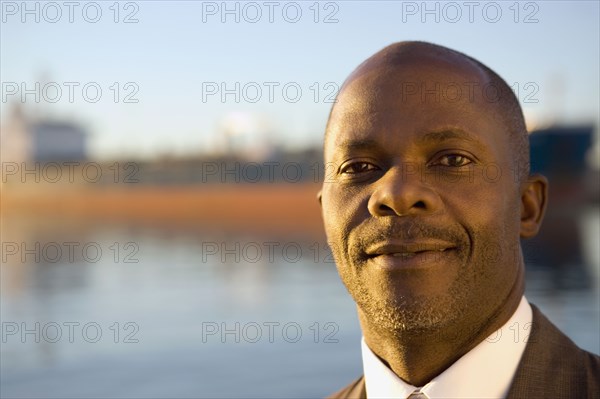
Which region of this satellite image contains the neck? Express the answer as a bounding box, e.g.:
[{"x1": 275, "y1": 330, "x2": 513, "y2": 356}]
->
[{"x1": 359, "y1": 271, "x2": 525, "y2": 387}]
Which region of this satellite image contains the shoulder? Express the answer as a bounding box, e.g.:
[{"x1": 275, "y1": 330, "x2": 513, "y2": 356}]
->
[
  {"x1": 507, "y1": 303, "x2": 600, "y2": 398},
  {"x1": 327, "y1": 376, "x2": 366, "y2": 399}
]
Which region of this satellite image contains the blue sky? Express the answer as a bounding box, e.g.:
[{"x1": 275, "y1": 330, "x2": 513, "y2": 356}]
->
[{"x1": 1, "y1": 1, "x2": 599, "y2": 160}]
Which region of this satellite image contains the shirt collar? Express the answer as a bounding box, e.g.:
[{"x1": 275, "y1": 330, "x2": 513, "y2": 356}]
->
[{"x1": 362, "y1": 296, "x2": 532, "y2": 399}]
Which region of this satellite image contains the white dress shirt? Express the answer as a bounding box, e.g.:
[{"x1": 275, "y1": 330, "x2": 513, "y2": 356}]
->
[{"x1": 362, "y1": 296, "x2": 533, "y2": 399}]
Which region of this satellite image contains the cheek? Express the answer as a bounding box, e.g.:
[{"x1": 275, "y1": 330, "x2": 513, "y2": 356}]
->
[
  {"x1": 439, "y1": 168, "x2": 518, "y2": 222},
  {"x1": 321, "y1": 184, "x2": 367, "y2": 241},
  {"x1": 440, "y1": 176, "x2": 522, "y2": 262}
]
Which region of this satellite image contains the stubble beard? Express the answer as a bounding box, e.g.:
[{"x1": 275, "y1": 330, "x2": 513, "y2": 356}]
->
[
  {"x1": 338, "y1": 263, "x2": 473, "y2": 336},
  {"x1": 329, "y1": 216, "x2": 519, "y2": 338}
]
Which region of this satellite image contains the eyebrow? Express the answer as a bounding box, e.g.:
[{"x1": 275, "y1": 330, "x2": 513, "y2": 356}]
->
[
  {"x1": 335, "y1": 128, "x2": 481, "y2": 150},
  {"x1": 335, "y1": 139, "x2": 381, "y2": 150},
  {"x1": 418, "y1": 128, "x2": 481, "y2": 145}
]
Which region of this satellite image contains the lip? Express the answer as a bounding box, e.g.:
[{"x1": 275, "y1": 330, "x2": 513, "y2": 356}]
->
[
  {"x1": 366, "y1": 241, "x2": 457, "y2": 256},
  {"x1": 365, "y1": 241, "x2": 457, "y2": 270}
]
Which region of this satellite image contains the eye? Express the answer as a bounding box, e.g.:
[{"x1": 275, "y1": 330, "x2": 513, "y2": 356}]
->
[
  {"x1": 436, "y1": 154, "x2": 473, "y2": 167},
  {"x1": 340, "y1": 161, "x2": 378, "y2": 175}
]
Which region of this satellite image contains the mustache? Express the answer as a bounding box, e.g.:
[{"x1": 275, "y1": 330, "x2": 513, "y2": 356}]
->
[{"x1": 353, "y1": 219, "x2": 467, "y2": 252}]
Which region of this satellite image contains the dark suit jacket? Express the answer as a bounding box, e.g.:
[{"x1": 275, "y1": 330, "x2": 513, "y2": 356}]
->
[{"x1": 328, "y1": 304, "x2": 600, "y2": 398}]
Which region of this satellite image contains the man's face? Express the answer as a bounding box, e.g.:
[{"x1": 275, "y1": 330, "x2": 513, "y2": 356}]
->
[{"x1": 321, "y1": 59, "x2": 525, "y2": 333}]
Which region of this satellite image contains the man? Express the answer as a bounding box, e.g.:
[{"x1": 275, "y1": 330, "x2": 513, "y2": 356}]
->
[{"x1": 319, "y1": 41, "x2": 599, "y2": 398}]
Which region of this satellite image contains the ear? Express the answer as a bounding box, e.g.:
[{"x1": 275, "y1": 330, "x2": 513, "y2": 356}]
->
[
  {"x1": 317, "y1": 190, "x2": 323, "y2": 206},
  {"x1": 520, "y1": 174, "x2": 548, "y2": 238}
]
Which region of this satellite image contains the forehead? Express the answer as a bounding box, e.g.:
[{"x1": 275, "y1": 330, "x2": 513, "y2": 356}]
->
[{"x1": 325, "y1": 60, "x2": 507, "y2": 158}]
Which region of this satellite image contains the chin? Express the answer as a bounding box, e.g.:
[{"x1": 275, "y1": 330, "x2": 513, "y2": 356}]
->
[
  {"x1": 363, "y1": 297, "x2": 460, "y2": 334},
  {"x1": 348, "y1": 277, "x2": 470, "y2": 335}
]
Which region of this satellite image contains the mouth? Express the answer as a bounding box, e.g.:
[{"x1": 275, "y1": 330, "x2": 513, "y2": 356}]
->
[
  {"x1": 385, "y1": 248, "x2": 452, "y2": 258},
  {"x1": 365, "y1": 242, "x2": 457, "y2": 269}
]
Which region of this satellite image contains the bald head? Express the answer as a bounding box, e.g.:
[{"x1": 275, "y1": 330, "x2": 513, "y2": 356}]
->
[
  {"x1": 320, "y1": 43, "x2": 549, "y2": 381},
  {"x1": 326, "y1": 41, "x2": 529, "y2": 181}
]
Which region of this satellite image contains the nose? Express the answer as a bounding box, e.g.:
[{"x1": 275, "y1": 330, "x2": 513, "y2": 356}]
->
[{"x1": 367, "y1": 165, "x2": 443, "y2": 217}]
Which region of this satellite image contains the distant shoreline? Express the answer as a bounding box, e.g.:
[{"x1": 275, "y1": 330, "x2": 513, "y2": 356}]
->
[{"x1": 2, "y1": 183, "x2": 326, "y2": 238}]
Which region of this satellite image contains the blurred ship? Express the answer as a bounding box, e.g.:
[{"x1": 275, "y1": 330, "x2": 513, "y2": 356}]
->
[
  {"x1": 2, "y1": 105, "x2": 598, "y2": 245},
  {"x1": 1, "y1": 104, "x2": 87, "y2": 164},
  {"x1": 523, "y1": 125, "x2": 598, "y2": 289}
]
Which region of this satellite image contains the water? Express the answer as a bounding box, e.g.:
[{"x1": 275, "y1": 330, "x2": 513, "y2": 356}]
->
[{"x1": 1, "y1": 207, "x2": 598, "y2": 398}]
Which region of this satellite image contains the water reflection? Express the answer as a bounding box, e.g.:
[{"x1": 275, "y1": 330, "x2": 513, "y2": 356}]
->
[{"x1": 1, "y1": 209, "x2": 598, "y2": 398}]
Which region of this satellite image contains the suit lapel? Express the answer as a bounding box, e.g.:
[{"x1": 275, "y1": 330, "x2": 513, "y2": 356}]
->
[{"x1": 505, "y1": 304, "x2": 591, "y2": 398}]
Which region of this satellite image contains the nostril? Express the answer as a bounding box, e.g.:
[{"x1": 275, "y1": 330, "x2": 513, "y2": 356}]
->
[
  {"x1": 379, "y1": 204, "x2": 395, "y2": 212},
  {"x1": 414, "y1": 200, "x2": 426, "y2": 209}
]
